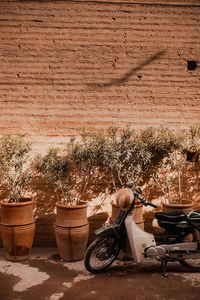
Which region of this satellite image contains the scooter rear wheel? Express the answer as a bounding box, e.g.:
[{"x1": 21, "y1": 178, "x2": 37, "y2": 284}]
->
[
  {"x1": 179, "y1": 233, "x2": 200, "y2": 271},
  {"x1": 179, "y1": 259, "x2": 200, "y2": 271},
  {"x1": 84, "y1": 233, "x2": 121, "y2": 274}
]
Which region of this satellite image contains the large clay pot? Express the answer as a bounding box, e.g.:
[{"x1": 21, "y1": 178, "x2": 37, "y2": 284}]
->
[
  {"x1": 0, "y1": 198, "x2": 35, "y2": 261},
  {"x1": 162, "y1": 200, "x2": 194, "y2": 213},
  {"x1": 110, "y1": 200, "x2": 144, "y2": 230},
  {"x1": 54, "y1": 201, "x2": 89, "y2": 261}
]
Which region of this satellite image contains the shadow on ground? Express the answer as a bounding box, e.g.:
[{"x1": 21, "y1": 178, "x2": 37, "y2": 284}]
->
[{"x1": 0, "y1": 248, "x2": 200, "y2": 300}]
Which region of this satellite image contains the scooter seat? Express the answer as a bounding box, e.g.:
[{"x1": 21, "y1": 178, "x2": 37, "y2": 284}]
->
[
  {"x1": 155, "y1": 211, "x2": 185, "y2": 223},
  {"x1": 155, "y1": 210, "x2": 200, "y2": 223}
]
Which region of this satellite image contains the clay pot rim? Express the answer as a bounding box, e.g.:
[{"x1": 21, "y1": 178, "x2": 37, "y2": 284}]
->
[
  {"x1": 162, "y1": 200, "x2": 194, "y2": 208},
  {"x1": 0, "y1": 198, "x2": 33, "y2": 207},
  {"x1": 56, "y1": 200, "x2": 88, "y2": 209}
]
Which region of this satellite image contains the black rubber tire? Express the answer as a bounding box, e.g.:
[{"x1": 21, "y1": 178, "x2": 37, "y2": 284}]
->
[
  {"x1": 84, "y1": 234, "x2": 121, "y2": 274},
  {"x1": 179, "y1": 259, "x2": 200, "y2": 271},
  {"x1": 179, "y1": 233, "x2": 200, "y2": 271}
]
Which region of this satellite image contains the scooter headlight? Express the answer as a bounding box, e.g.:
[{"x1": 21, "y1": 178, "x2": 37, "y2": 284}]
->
[{"x1": 115, "y1": 188, "x2": 133, "y2": 210}]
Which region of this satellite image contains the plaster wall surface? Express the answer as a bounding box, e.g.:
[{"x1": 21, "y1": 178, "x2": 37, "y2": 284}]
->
[{"x1": 0, "y1": 0, "x2": 199, "y2": 152}]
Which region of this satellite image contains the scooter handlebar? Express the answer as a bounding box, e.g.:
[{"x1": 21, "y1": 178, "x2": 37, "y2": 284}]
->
[
  {"x1": 138, "y1": 197, "x2": 157, "y2": 209},
  {"x1": 146, "y1": 202, "x2": 157, "y2": 208}
]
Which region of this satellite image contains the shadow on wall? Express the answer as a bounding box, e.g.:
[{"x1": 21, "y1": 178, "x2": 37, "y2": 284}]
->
[
  {"x1": 30, "y1": 171, "x2": 113, "y2": 218},
  {"x1": 0, "y1": 161, "x2": 199, "y2": 217},
  {"x1": 0, "y1": 162, "x2": 199, "y2": 247},
  {"x1": 86, "y1": 50, "x2": 166, "y2": 89},
  {"x1": 0, "y1": 172, "x2": 112, "y2": 247},
  {"x1": 30, "y1": 172, "x2": 112, "y2": 247},
  {"x1": 180, "y1": 163, "x2": 200, "y2": 208},
  {"x1": 0, "y1": 162, "x2": 199, "y2": 217}
]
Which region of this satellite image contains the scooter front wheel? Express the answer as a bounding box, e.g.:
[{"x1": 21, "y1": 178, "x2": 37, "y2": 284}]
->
[{"x1": 84, "y1": 233, "x2": 121, "y2": 274}]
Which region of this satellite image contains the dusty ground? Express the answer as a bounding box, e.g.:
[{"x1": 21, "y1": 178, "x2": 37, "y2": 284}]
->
[{"x1": 0, "y1": 248, "x2": 200, "y2": 300}]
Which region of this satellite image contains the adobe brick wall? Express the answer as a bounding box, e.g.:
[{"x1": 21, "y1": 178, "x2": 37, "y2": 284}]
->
[{"x1": 0, "y1": 0, "x2": 200, "y2": 152}]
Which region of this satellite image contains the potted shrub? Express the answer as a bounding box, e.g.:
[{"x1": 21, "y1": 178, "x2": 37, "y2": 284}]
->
[
  {"x1": 185, "y1": 125, "x2": 200, "y2": 163},
  {"x1": 99, "y1": 127, "x2": 182, "y2": 225},
  {"x1": 0, "y1": 135, "x2": 35, "y2": 261},
  {"x1": 99, "y1": 127, "x2": 149, "y2": 227},
  {"x1": 68, "y1": 127, "x2": 182, "y2": 226},
  {"x1": 70, "y1": 128, "x2": 149, "y2": 226},
  {"x1": 35, "y1": 148, "x2": 89, "y2": 262},
  {"x1": 67, "y1": 128, "x2": 145, "y2": 225},
  {"x1": 153, "y1": 148, "x2": 194, "y2": 212},
  {"x1": 67, "y1": 131, "x2": 104, "y2": 200}
]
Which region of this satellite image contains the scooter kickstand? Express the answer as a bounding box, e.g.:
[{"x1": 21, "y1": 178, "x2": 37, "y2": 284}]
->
[{"x1": 160, "y1": 260, "x2": 168, "y2": 278}]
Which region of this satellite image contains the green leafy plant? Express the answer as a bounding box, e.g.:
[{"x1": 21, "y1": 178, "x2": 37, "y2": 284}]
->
[
  {"x1": 141, "y1": 125, "x2": 183, "y2": 168},
  {"x1": 152, "y1": 126, "x2": 200, "y2": 204},
  {"x1": 35, "y1": 148, "x2": 77, "y2": 205},
  {"x1": 100, "y1": 126, "x2": 183, "y2": 189},
  {"x1": 68, "y1": 128, "x2": 140, "y2": 191},
  {"x1": 183, "y1": 125, "x2": 200, "y2": 162},
  {"x1": 153, "y1": 149, "x2": 189, "y2": 204},
  {"x1": 0, "y1": 135, "x2": 32, "y2": 202},
  {"x1": 188, "y1": 125, "x2": 200, "y2": 149},
  {"x1": 97, "y1": 127, "x2": 151, "y2": 189},
  {"x1": 67, "y1": 131, "x2": 106, "y2": 197},
  {"x1": 68, "y1": 126, "x2": 182, "y2": 193}
]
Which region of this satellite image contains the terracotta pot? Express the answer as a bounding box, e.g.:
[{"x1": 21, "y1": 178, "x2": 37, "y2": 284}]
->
[
  {"x1": 0, "y1": 198, "x2": 35, "y2": 261},
  {"x1": 162, "y1": 200, "x2": 194, "y2": 213},
  {"x1": 110, "y1": 200, "x2": 144, "y2": 230},
  {"x1": 54, "y1": 201, "x2": 89, "y2": 262}
]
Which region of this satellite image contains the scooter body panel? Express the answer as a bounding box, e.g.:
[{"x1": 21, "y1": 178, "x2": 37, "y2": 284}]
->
[{"x1": 125, "y1": 212, "x2": 156, "y2": 263}]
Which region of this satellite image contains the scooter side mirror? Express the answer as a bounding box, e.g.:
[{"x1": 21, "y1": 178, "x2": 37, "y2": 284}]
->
[
  {"x1": 125, "y1": 181, "x2": 135, "y2": 189},
  {"x1": 135, "y1": 186, "x2": 143, "y2": 195}
]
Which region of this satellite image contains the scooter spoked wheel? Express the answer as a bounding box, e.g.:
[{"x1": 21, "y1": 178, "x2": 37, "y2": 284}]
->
[
  {"x1": 84, "y1": 233, "x2": 121, "y2": 274},
  {"x1": 179, "y1": 259, "x2": 200, "y2": 271},
  {"x1": 179, "y1": 233, "x2": 200, "y2": 271}
]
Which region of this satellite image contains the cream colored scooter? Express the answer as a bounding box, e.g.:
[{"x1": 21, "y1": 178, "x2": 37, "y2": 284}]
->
[{"x1": 84, "y1": 186, "x2": 200, "y2": 275}]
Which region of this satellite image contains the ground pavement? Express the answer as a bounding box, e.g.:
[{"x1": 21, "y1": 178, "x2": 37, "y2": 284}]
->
[{"x1": 0, "y1": 248, "x2": 200, "y2": 300}]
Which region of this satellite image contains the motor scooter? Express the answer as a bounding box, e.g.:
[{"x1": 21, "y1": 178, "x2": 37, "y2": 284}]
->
[{"x1": 84, "y1": 185, "x2": 200, "y2": 275}]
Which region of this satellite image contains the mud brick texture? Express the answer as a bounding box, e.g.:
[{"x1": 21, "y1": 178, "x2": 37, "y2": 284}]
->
[{"x1": 0, "y1": 0, "x2": 200, "y2": 152}]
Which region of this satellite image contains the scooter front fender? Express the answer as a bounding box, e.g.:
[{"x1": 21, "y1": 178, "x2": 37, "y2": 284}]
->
[
  {"x1": 95, "y1": 224, "x2": 120, "y2": 236},
  {"x1": 95, "y1": 223, "x2": 126, "y2": 249},
  {"x1": 125, "y1": 213, "x2": 156, "y2": 263}
]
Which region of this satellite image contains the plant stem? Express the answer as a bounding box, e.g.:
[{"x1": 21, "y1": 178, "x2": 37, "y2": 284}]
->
[
  {"x1": 111, "y1": 171, "x2": 116, "y2": 192},
  {"x1": 178, "y1": 170, "x2": 182, "y2": 199}
]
